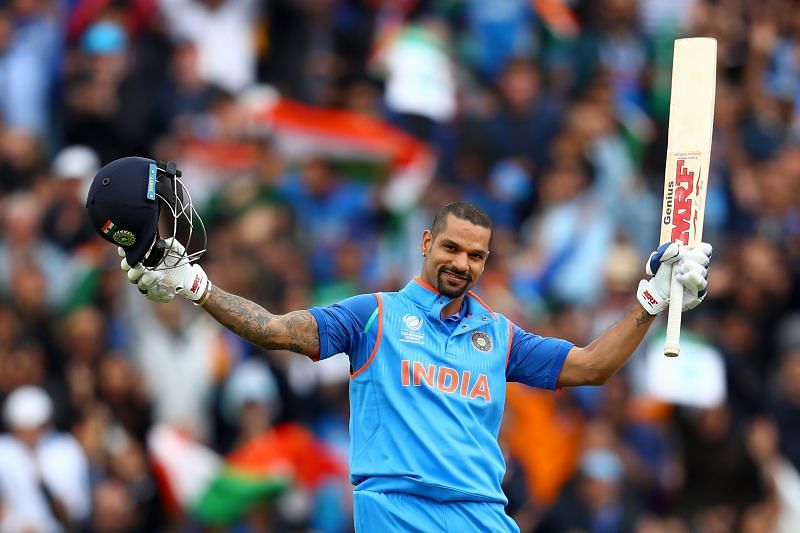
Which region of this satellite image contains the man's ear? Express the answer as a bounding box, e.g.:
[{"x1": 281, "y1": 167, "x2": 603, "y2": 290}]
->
[{"x1": 421, "y1": 230, "x2": 432, "y2": 255}]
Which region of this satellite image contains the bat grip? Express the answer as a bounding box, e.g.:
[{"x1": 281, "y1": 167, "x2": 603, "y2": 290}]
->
[{"x1": 664, "y1": 266, "x2": 684, "y2": 357}]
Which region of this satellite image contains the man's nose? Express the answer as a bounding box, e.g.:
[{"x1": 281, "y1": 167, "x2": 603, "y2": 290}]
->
[{"x1": 452, "y1": 253, "x2": 468, "y2": 271}]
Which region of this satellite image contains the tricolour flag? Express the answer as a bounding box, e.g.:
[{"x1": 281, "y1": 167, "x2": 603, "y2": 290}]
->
[
  {"x1": 179, "y1": 93, "x2": 436, "y2": 213},
  {"x1": 148, "y1": 423, "x2": 345, "y2": 525},
  {"x1": 101, "y1": 220, "x2": 118, "y2": 236}
]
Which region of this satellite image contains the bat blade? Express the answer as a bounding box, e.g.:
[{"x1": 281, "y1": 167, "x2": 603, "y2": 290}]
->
[{"x1": 660, "y1": 38, "x2": 717, "y2": 357}]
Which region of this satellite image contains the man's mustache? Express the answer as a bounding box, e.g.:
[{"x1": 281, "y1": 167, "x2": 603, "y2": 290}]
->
[{"x1": 439, "y1": 268, "x2": 470, "y2": 282}]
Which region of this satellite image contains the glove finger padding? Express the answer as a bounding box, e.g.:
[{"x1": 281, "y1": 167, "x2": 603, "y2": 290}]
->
[
  {"x1": 685, "y1": 242, "x2": 713, "y2": 267},
  {"x1": 127, "y1": 263, "x2": 146, "y2": 283},
  {"x1": 638, "y1": 242, "x2": 682, "y2": 315},
  {"x1": 138, "y1": 270, "x2": 165, "y2": 292},
  {"x1": 646, "y1": 242, "x2": 683, "y2": 276},
  {"x1": 676, "y1": 262, "x2": 707, "y2": 294},
  {"x1": 120, "y1": 246, "x2": 149, "y2": 284},
  {"x1": 682, "y1": 292, "x2": 704, "y2": 311},
  {"x1": 649, "y1": 242, "x2": 684, "y2": 299},
  {"x1": 144, "y1": 284, "x2": 175, "y2": 304},
  {"x1": 677, "y1": 243, "x2": 712, "y2": 310},
  {"x1": 119, "y1": 247, "x2": 139, "y2": 279}
]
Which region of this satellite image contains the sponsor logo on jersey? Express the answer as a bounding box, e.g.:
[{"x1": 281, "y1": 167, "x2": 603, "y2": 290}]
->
[{"x1": 471, "y1": 331, "x2": 493, "y2": 352}]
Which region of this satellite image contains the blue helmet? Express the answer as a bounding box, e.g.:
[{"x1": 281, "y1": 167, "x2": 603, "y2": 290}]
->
[{"x1": 85, "y1": 157, "x2": 206, "y2": 267}]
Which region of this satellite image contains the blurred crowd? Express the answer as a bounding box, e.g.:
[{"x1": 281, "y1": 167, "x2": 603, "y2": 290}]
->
[{"x1": 1, "y1": 0, "x2": 800, "y2": 531}]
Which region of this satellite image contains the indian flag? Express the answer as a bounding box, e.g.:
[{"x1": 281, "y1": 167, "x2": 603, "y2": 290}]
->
[
  {"x1": 179, "y1": 93, "x2": 436, "y2": 213},
  {"x1": 532, "y1": 0, "x2": 580, "y2": 38},
  {"x1": 148, "y1": 423, "x2": 345, "y2": 525},
  {"x1": 101, "y1": 220, "x2": 118, "y2": 236}
]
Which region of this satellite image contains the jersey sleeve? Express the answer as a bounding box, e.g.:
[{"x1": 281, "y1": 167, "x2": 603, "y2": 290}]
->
[
  {"x1": 309, "y1": 293, "x2": 379, "y2": 362},
  {"x1": 506, "y1": 323, "x2": 572, "y2": 390}
]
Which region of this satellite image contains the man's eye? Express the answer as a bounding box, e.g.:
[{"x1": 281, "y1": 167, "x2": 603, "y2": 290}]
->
[{"x1": 470, "y1": 254, "x2": 483, "y2": 260}]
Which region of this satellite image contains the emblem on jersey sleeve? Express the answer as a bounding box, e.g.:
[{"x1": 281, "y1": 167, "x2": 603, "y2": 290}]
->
[{"x1": 471, "y1": 331, "x2": 493, "y2": 352}]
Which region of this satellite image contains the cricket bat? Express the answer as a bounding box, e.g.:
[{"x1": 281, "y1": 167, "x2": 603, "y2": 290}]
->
[{"x1": 660, "y1": 38, "x2": 717, "y2": 357}]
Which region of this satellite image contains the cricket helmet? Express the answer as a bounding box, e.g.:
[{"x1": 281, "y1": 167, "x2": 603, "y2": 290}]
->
[{"x1": 85, "y1": 156, "x2": 206, "y2": 268}]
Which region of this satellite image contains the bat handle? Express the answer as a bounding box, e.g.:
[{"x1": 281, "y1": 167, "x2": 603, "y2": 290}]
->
[{"x1": 664, "y1": 265, "x2": 684, "y2": 357}]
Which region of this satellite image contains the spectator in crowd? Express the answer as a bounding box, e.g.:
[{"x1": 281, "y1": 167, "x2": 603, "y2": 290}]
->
[
  {"x1": 61, "y1": 19, "x2": 159, "y2": 162},
  {"x1": 157, "y1": 0, "x2": 259, "y2": 94},
  {"x1": 0, "y1": 191, "x2": 79, "y2": 308},
  {"x1": 124, "y1": 294, "x2": 230, "y2": 441},
  {"x1": 536, "y1": 447, "x2": 640, "y2": 532},
  {"x1": 0, "y1": 0, "x2": 60, "y2": 138},
  {"x1": 42, "y1": 145, "x2": 101, "y2": 251},
  {"x1": 0, "y1": 385, "x2": 90, "y2": 531},
  {"x1": 744, "y1": 417, "x2": 800, "y2": 533},
  {"x1": 771, "y1": 318, "x2": 800, "y2": 471}
]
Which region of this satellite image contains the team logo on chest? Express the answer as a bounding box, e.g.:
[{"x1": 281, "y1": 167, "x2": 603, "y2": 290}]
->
[{"x1": 471, "y1": 331, "x2": 493, "y2": 352}]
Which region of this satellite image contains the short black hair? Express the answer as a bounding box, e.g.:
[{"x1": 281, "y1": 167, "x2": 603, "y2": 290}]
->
[{"x1": 430, "y1": 202, "x2": 493, "y2": 245}]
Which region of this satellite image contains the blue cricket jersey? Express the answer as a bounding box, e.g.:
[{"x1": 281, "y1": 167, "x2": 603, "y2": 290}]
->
[{"x1": 309, "y1": 277, "x2": 572, "y2": 504}]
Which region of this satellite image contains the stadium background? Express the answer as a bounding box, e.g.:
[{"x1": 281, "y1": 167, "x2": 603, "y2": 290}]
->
[{"x1": 1, "y1": 0, "x2": 800, "y2": 530}]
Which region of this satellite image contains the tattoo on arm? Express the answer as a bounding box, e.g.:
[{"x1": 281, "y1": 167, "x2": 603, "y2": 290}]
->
[
  {"x1": 636, "y1": 309, "x2": 655, "y2": 328},
  {"x1": 201, "y1": 286, "x2": 320, "y2": 359}
]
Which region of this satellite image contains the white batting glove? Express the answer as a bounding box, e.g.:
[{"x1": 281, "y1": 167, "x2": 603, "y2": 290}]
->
[
  {"x1": 119, "y1": 247, "x2": 175, "y2": 303},
  {"x1": 119, "y1": 238, "x2": 209, "y2": 302},
  {"x1": 637, "y1": 242, "x2": 712, "y2": 315}
]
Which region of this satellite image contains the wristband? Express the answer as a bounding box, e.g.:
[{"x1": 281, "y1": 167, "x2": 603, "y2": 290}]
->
[{"x1": 195, "y1": 281, "x2": 212, "y2": 307}]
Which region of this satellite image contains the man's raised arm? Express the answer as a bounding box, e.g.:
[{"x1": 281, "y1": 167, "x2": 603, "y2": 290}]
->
[
  {"x1": 201, "y1": 286, "x2": 320, "y2": 359},
  {"x1": 119, "y1": 238, "x2": 320, "y2": 359},
  {"x1": 557, "y1": 242, "x2": 712, "y2": 388}
]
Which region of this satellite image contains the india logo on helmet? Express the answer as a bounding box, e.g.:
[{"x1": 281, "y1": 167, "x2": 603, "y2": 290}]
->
[{"x1": 112, "y1": 230, "x2": 136, "y2": 247}]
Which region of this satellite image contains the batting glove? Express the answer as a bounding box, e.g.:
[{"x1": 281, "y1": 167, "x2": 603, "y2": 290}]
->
[
  {"x1": 636, "y1": 242, "x2": 712, "y2": 315},
  {"x1": 120, "y1": 247, "x2": 174, "y2": 303},
  {"x1": 119, "y1": 237, "x2": 209, "y2": 303}
]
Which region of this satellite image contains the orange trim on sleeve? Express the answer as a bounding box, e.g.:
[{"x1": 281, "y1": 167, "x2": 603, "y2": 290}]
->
[
  {"x1": 467, "y1": 291, "x2": 497, "y2": 319},
  {"x1": 413, "y1": 276, "x2": 440, "y2": 294},
  {"x1": 505, "y1": 321, "x2": 514, "y2": 370},
  {"x1": 351, "y1": 294, "x2": 384, "y2": 379}
]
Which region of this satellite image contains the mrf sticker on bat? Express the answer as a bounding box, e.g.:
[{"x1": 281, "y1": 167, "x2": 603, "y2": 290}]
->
[{"x1": 662, "y1": 153, "x2": 703, "y2": 245}]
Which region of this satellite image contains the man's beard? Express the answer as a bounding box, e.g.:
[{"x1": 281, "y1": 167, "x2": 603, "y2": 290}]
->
[{"x1": 437, "y1": 268, "x2": 471, "y2": 298}]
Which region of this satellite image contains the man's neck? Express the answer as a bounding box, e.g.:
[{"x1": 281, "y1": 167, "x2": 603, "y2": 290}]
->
[{"x1": 441, "y1": 296, "x2": 465, "y2": 319}]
